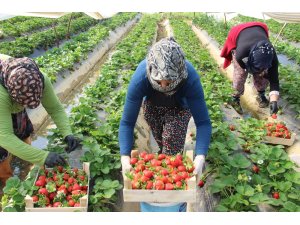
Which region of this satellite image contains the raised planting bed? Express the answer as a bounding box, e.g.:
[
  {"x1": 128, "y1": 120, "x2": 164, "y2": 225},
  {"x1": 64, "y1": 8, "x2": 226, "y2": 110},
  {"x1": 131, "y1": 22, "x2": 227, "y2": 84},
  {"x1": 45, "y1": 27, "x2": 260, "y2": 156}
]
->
[
  {"x1": 25, "y1": 162, "x2": 90, "y2": 212},
  {"x1": 123, "y1": 150, "x2": 197, "y2": 203}
]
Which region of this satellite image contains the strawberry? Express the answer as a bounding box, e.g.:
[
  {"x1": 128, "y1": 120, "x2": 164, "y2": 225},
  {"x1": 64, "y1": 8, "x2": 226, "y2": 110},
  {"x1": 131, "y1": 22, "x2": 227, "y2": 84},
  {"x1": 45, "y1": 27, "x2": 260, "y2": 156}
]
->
[
  {"x1": 229, "y1": 125, "x2": 235, "y2": 131},
  {"x1": 198, "y1": 180, "x2": 205, "y2": 187},
  {"x1": 130, "y1": 157, "x2": 138, "y2": 165},
  {"x1": 35, "y1": 179, "x2": 45, "y2": 187},
  {"x1": 165, "y1": 183, "x2": 174, "y2": 190},
  {"x1": 272, "y1": 192, "x2": 280, "y2": 199},
  {"x1": 271, "y1": 114, "x2": 277, "y2": 119},
  {"x1": 68, "y1": 199, "x2": 75, "y2": 207},
  {"x1": 53, "y1": 202, "x2": 62, "y2": 207},
  {"x1": 252, "y1": 165, "x2": 260, "y2": 174},
  {"x1": 32, "y1": 195, "x2": 39, "y2": 203}
]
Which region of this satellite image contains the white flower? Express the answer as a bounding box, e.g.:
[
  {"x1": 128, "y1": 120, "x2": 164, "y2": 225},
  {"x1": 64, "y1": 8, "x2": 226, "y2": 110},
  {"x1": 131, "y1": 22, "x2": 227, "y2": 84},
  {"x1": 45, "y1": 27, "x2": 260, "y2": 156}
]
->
[
  {"x1": 248, "y1": 176, "x2": 252, "y2": 181},
  {"x1": 257, "y1": 159, "x2": 264, "y2": 165}
]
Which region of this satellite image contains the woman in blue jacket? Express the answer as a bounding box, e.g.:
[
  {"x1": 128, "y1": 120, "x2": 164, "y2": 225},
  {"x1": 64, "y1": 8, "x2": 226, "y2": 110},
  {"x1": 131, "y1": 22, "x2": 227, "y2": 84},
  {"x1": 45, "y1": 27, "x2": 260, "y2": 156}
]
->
[{"x1": 119, "y1": 37, "x2": 212, "y2": 211}]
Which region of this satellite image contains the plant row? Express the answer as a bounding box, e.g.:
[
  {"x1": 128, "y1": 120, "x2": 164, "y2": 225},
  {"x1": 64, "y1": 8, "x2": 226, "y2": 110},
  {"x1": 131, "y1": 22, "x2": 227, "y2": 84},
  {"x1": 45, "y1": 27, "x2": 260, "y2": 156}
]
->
[
  {"x1": 34, "y1": 13, "x2": 138, "y2": 82},
  {"x1": 0, "y1": 14, "x2": 99, "y2": 57},
  {"x1": 169, "y1": 16, "x2": 300, "y2": 212},
  {"x1": 0, "y1": 13, "x2": 83, "y2": 40}
]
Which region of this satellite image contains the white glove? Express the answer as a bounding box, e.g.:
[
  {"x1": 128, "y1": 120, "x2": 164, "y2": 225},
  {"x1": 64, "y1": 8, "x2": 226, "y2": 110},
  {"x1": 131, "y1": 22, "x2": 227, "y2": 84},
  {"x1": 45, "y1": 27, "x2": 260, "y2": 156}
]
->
[
  {"x1": 121, "y1": 155, "x2": 132, "y2": 175},
  {"x1": 193, "y1": 155, "x2": 205, "y2": 176}
]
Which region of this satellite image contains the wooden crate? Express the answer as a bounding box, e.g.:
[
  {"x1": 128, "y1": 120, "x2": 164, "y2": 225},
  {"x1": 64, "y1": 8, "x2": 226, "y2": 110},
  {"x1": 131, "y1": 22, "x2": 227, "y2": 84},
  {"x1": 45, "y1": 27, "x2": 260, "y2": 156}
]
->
[
  {"x1": 25, "y1": 162, "x2": 90, "y2": 212},
  {"x1": 263, "y1": 133, "x2": 296, "y2": 146},
  {"x1": 123, "y1": 150, "x2": 197, "y2": 203}
]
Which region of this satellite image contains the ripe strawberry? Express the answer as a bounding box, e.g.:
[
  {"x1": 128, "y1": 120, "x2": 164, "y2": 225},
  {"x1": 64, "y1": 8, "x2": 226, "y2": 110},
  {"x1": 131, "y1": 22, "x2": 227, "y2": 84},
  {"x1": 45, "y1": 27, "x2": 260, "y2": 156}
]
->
[
  {"x1": 35, "y1": 179, "x2": 45, "y2": 187},
  {"x1": 189, "y1": 132, "x2": 194, "y2": 137},
  {"x1": 271, "y1": 114, "x2": 277, "y2": 119},
  {"x1": 252, "y1": 165, "x2": 260, "y2": 174},
  {"x1": 154, "y1": 180, "x2": 165, "y2": 190},
  {"x1": 68, "y1": 199, "x2": 75, "y2": 207},
  {"x1": 272, "y1": 192, "x2": 280, "y2": 199},
  {"x1": 158, "y1": 154, "x2": 166, "y2": 160},
  {"x1": 165, "y1": 183, "x2": 174, "y2": 190},
  {"x1": 143, "y1": 170, "x2": 153, "y2": 178},
  {"x1": 198, "y1": 180, "x2": 205, "y2": 187},
  {"x1": 146, "y1": 181, "x2": 153, "y2": 190},
  {"x1": 74, "y1": 203, "x2": 81, "y2": 207},
  {"x1": 229, "y1": 125, "x2": 235, "y2": 131},
  {"x1": 38, "y1": 188, "x2": 48, "y2": 196},
  {"x1": 53, "y1": 202, "x2": 62, "y2": 207},
  {"x1": 32, "y1": 195, "x2": 39, "y2": 203},
  {"x1": 175, "y1": 181, "x2": 182, "y2": 188},
  {"x1": 130, "y1": 157, "x2": 138, "y2": 165}
]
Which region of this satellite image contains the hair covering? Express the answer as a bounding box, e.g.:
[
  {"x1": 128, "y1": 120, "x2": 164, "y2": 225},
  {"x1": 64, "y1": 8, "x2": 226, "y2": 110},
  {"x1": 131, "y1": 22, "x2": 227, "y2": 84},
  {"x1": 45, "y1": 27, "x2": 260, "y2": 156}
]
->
[
  {"x1": 247, "y1": 40, "x2": 274, "y2": 74},
  {"x1": 0, "y1": 57, "x2": 44, "y2": 109},
  {"x1": 146, "y1": 37, "x2": 188, "y2": 95}
]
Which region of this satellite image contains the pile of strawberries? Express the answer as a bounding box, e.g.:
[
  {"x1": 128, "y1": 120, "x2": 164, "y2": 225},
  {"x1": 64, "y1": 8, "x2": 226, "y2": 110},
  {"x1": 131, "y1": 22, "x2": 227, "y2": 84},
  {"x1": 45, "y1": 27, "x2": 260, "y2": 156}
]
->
[
  {"x1": 265, "y1": 121, "x2": 291, "y2": 139},
  {"x1": 126, "y1": 151, "x2": 195, "y2": 190},
  {"x1": 31, "y1": 166, "x2": 88, "y2": 208}
]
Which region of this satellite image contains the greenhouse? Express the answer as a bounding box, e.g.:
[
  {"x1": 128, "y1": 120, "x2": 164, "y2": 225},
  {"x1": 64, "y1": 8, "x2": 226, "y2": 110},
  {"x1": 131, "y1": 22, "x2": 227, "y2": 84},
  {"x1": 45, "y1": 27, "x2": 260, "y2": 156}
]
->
[{"x1": 0, "y1": 12, "x2": 299, "y2": 213}]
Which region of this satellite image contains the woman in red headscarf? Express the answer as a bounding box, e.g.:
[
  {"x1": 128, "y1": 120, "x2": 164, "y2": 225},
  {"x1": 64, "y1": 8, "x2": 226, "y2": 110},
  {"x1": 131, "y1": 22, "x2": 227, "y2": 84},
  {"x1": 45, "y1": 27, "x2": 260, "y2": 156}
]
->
[
  {"x1": 0, "y1": 54, "x2": 80, "y2": 185},
  {"x1": 220, "y1": 22, "x2": 280, "y2": 115}
]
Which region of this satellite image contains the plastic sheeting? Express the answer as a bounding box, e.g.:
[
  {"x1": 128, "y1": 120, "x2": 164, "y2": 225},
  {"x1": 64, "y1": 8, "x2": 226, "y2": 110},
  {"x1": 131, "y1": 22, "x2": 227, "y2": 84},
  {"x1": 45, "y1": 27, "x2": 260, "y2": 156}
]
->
[
  {"x1": 263, "y1": 13, "x2": 300, "y2": 23},
  {"x1": 0, "y1": 12, "x2": 117, "y2": 20}
]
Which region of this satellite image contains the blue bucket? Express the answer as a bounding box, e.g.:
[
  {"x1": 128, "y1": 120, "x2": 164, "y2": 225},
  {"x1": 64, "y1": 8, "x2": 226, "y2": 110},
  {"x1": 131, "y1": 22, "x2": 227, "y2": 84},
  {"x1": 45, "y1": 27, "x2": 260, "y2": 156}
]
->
[{"x1": 140, "y1": 202, "x2": 187, "y2": 212}]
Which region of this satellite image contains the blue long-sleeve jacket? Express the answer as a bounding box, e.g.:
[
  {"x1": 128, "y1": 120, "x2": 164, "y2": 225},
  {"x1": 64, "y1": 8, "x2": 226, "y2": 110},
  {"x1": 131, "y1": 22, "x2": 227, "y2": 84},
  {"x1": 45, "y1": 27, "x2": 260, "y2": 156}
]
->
[{"x1": 119, "y1": 59, "x2": 212, "y2": 156}]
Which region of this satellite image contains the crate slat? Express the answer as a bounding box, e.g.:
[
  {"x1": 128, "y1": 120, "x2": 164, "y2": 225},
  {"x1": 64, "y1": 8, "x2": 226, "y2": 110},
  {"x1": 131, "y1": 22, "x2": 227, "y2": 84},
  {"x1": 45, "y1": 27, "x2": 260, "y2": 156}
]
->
[{"x1": 263, "y1": 133, "x2": 296, "y2": 146}]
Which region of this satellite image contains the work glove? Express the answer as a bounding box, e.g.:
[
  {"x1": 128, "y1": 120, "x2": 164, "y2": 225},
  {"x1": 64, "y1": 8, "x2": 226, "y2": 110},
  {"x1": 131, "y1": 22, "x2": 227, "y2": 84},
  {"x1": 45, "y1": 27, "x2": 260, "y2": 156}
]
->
[
  {"x1": 193, "y1": 155, "x2": 205, "y2": 177},
  {"x1": 121, "y1": 155, "x2": 132, "y2": 175},
  {"x1": 270, "y1": 101, "x2": 279, "y2": 115},
  {"x1": 45, "y1": 152, "x2": 67, "y2": 167},
  {"x1": 64, "y1": 135, "x2": 81, "y2": 153}
]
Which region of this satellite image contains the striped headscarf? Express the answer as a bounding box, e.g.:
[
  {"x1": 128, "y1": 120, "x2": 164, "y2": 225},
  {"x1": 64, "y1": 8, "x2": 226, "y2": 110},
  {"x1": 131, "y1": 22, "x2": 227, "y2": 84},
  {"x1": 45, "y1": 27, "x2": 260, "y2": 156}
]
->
[
  {"x1": 0, "y1": 57, "x2": 44, "y2": 109},
  {"x1": 146, "y1": 37, "x2": 188, "y2": 95}
]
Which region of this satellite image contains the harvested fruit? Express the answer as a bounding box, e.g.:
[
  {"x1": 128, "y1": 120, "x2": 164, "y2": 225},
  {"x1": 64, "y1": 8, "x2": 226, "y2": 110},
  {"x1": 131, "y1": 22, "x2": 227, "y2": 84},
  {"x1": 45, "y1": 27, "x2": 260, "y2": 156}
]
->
[
  {"x1": 31, "y1": 166, "x2": 88, "y2": 208},
  {"x1": 126, "y1": 153, "x2": 194, "y2": 190},
  {"x1": 264, "y1": 122, "x2": 291, "y2": 139}
]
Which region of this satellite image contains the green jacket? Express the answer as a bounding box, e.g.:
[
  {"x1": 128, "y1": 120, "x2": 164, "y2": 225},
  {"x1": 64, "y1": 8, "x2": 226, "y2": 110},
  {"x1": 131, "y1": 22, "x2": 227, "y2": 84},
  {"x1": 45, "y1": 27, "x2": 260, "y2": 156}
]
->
[{"x1": 0, "y1": 55, "x2": 72, "y2": 166}]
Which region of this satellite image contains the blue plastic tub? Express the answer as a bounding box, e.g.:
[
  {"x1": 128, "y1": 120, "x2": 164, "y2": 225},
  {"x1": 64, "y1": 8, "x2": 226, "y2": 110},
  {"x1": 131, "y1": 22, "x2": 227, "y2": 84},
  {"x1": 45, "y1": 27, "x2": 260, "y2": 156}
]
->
[{"x1": 140, "y1": 202, "x2": 187, "y2": 212}]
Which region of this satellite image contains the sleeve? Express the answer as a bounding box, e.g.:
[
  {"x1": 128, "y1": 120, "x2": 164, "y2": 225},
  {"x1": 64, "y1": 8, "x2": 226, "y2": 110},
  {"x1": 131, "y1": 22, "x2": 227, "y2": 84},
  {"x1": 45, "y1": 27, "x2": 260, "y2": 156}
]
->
[
  {"x1": 118, "y1": 62, "x2": 146, "y2": 156},
  {"x1": 185, "y1": 63, "x2": 212, "y2": 156},
  {"x1": 267, "y1": 53, "x2": 280, "y2": 92},
  {"x1": 0, "y1": 92, "x2": 48, "y2": 166},
  {"x1": 41, "y1": 76, "x2": 72, "y2": 137}
]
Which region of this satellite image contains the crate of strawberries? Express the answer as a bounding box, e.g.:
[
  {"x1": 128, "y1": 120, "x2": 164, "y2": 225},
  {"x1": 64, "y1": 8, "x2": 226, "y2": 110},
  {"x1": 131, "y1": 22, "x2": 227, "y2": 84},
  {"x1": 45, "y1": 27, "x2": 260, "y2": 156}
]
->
[
  {"x1": 123, "y1": 150, "x2": 197, "y2": 203},
  {"x1": 25, "y1": 162, "x2": 90, "y2": 212},
  {"x1": 263, "y1": 121, "x2": 296, "y2": 146}
]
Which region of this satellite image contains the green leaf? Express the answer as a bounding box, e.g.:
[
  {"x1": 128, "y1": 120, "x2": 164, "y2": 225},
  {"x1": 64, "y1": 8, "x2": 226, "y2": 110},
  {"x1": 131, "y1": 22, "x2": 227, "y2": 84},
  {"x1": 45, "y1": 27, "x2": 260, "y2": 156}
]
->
[
  {"x1": 3, "y1": 177, "x2": 21, "y2": 195},
  {"x1": 3, "y1": 207, "x2": 18, "y2": 212},
  {"x1": 236, "y1": 185, "x2": 255, "y2": 196},
  {"x1": 249, "y1": 193, "x2": 270, "y2": 204},
  {"x1": 228, "y1": 154, "x2": 251, "y2": 168},
  {"x1": 276, "y1": 181, "x2": 293, "y2": 192},
  {"x1": 282, "y1": 201, "x2": 300, "y2": 212},
  {"x1": 284, "y1": 172, "x2": 300, "y2": 184},
  {"x1": 215, "y1": 204, "x2": 229, "y2": 212},
  {"x1": 103, "y1": 189, "x2": 116, "y2": 199},
  {"x1": 12, "y1": 194, "x2": 24, "y2": 203}
]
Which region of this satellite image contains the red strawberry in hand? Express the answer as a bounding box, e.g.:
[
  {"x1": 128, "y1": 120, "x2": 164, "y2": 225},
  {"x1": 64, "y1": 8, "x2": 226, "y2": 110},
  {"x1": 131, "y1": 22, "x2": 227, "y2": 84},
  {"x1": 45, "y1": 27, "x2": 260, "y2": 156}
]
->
[{"x1": 271, "y1": 114, "x2": 277, "y2": 119}]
